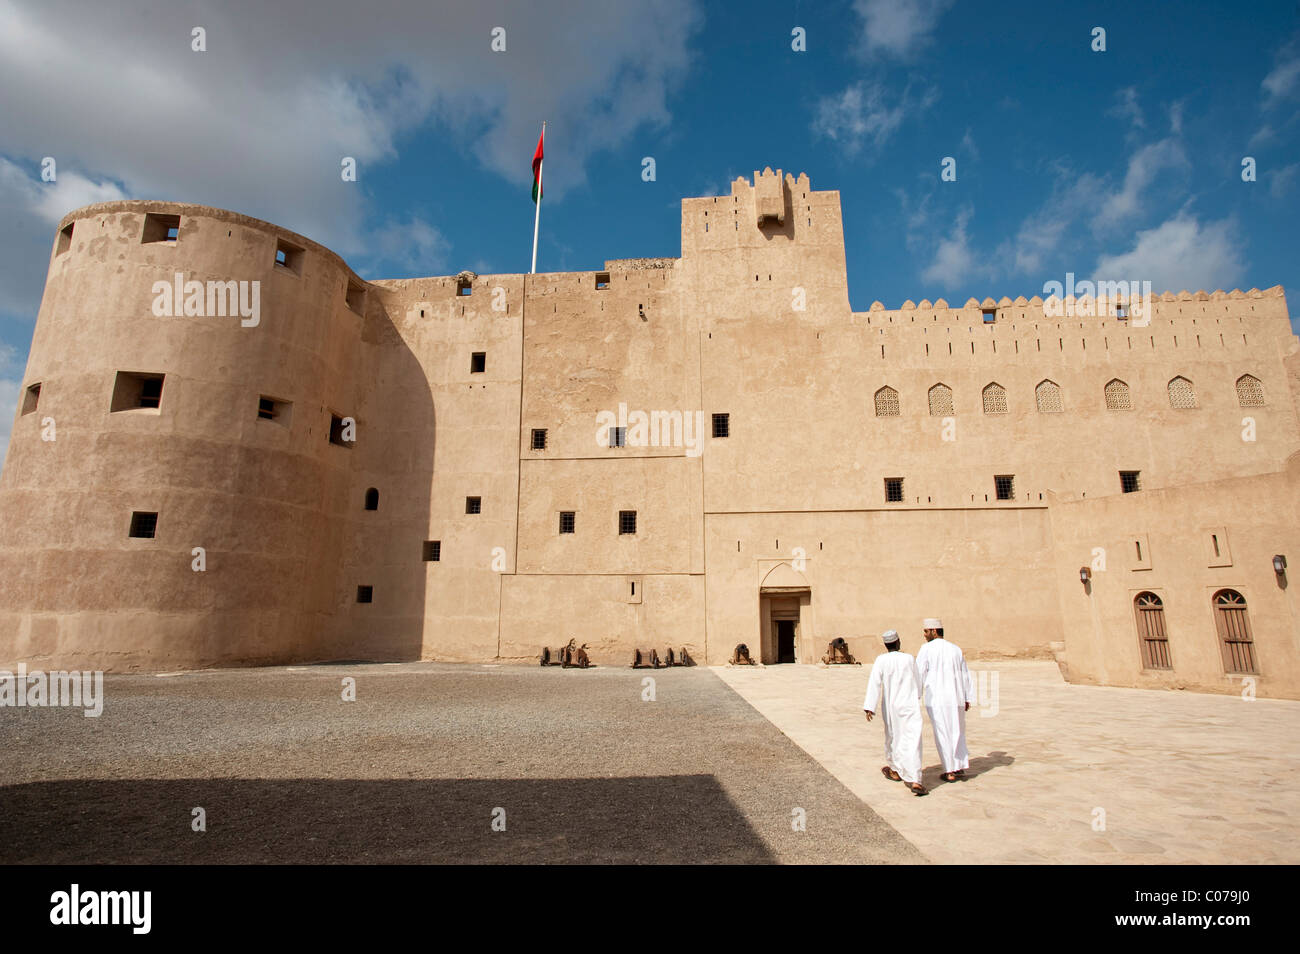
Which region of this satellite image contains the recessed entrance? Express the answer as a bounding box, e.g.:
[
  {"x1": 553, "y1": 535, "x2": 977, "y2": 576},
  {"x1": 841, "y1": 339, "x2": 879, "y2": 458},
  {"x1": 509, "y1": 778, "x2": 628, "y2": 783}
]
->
[
  {"x1": 758, "y1": 562, "x2": 812, "y2": 664},
  {"x1": 775, "y1": 619, "x2": 797, "y2": 663}
]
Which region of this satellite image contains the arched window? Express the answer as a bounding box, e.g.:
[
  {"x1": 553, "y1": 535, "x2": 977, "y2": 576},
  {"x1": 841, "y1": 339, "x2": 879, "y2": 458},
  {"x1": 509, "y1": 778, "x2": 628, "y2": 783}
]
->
[
  {"x1": 1235, "y1": 374, "x2": 1264, "y2": 407},
  {"x1": 874, "y1": 386, "x2": 900, "y2": 417},
  {"x1": 1168, "y1": 375, "x2": 1196, "y2": 409},
  {"x1": 982, "y1": 382, "x2": 1008, "y2": 414},
  {"x1": 1133, "y1": 592, "x2": 1171, "y2": 670},
  {"x1": 1213, "y1": 589, "x2": 1257, "y2": 674},
  {"x1": 1035, "y1": 379, "x2": 1063, "y2": 413},
  {"x1": 364, "y1": 487, "x2": 379, "y2": 511},
  {"x1": 1104, "y1": 378, "x2": 1131, "y2": 410},
  {"x1": 928, "y1": 383, "x2": 953, "y2": 417}
]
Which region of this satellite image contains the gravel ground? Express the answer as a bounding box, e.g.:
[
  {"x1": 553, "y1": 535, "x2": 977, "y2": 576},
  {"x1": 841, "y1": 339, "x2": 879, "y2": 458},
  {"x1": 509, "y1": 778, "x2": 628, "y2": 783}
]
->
[{"x1": 0, "y1": 662, "x2": 923, "y2": 864}]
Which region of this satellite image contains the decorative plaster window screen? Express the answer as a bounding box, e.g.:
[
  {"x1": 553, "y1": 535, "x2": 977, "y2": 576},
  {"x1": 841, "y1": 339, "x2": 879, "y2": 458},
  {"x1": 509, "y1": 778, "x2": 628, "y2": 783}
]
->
[
  {"x1": 1104, "y1": 379, "x2": 1131, "y2": 410},
  {"x1": 928, "y1": 384, "x2": 953, "y2": 417},
  {"x1": 874, "y1": 386, "x2": 899, "y2": 417},
  {"x1": 1167, "y1": 376, "x2": 1196, "y2": 409},
  {"x1": 982, "y1": 383, "x2": 1007, "y2": 414},
  {"x1": 1235, "y1": 374, "x2": 1264, "y2": 407},
  {"x1": 1035, "y1": 380, "x2": 1063, "y2": 413}
]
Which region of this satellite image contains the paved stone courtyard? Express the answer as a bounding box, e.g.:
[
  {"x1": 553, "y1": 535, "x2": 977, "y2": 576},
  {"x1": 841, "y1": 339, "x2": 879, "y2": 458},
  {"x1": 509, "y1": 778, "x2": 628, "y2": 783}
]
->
[
  {"x1": 1, "y1": 659, "x2": 1294, "y2": 864},
  {"x1": 0, "y1": 662, "x2": 918, "y2": 864},
  {"x1": 717, "y1": 660, "x2": 1300, "y2": 864}
]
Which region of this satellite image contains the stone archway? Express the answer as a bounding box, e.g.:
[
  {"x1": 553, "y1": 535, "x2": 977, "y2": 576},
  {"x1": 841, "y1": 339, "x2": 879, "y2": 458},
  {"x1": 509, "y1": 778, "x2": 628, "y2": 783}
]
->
[{"x1": 759, "y1": 563, "x2": 812, "y2": 664}]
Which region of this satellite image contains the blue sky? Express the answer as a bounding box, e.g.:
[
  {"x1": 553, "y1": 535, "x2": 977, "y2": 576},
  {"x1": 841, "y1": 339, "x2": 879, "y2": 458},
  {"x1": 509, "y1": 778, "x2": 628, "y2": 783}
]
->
[{"x1": 2, "y1": 0, "x2": 1298, "y2": 456}]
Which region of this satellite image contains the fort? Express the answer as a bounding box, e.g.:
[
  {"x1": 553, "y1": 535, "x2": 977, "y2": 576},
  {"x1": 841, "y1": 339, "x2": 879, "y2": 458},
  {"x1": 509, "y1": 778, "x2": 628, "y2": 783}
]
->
[{"x1": 2, "y1": 168, "x2": 1297, "y2": 698}]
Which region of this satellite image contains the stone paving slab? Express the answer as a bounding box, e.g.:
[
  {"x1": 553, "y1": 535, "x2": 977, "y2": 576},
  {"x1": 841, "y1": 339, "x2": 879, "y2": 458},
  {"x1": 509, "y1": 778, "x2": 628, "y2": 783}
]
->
[
  {"x1": 0, "y1": 662, "x2": 921, "y2": 865},
  {"x1": 714, "y1": 660, "x2": 1300, "y2": 864}
]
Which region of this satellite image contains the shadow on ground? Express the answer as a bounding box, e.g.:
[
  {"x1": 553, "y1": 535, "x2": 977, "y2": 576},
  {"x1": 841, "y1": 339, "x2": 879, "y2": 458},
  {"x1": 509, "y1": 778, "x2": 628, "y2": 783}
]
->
[
  {"x1": 920, "y1": 751, "x2": 1016, "y2": 788},
  {"x1": 0, "y1": 775, "x2": 774, "y2": 865}
]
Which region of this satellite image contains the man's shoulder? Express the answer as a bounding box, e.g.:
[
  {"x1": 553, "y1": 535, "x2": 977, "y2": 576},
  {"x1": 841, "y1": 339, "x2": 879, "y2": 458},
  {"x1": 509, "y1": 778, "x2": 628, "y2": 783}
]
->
[{"x1": 879, "y1": 651, "x2": 915, "y2": 667}]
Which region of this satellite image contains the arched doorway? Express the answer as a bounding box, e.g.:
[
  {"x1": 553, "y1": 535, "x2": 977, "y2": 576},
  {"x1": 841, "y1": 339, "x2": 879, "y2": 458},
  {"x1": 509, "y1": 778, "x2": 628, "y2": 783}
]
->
[
  {"x1": 1133, "y1": 592, "x2": 1171, "y2": 669},
  {"x1": 759, "y1": 563, "x2": 811, "y2": 664},
  {"x1": 1213, "y1": 589, "x2": 1258, "y2": 674}
]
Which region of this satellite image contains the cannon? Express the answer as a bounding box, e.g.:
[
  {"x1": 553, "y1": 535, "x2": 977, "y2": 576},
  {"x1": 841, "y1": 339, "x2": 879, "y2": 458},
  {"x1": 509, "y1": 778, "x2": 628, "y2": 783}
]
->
[
  {"x1": 730, "y1": 643, "x2": 757, "y2": 666},
  {"x1": 631, "y1": 647, "x2": 661, "y2": 669},
  {"x1": 540, "y1": 638, "x2": 591, "y2": 668},
  {"x1": 663, "y1": 647, "x2": 695, "y2": 667},
  {"x1": 821, "y1": 637, "x2": 860, "y2": 665}
]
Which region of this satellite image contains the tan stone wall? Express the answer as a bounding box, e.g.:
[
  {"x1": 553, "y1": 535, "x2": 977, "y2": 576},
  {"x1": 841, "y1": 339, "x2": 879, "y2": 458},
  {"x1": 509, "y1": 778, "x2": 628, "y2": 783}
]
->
[
  {"x1": 704, "y1": 509, "x2": 1063, "y2": 666},
  {"x1": 0, "y1": 202, "x2": 369, "y2": 670},
  {"x1": 1047, "y1": 454, "x2": 1300, "y2": 699},
  {"x1": 358, "y1": 274, "x2": 525, "y2": 662},
  {"x1": 2, "y1": 173, "x2": 1297, "y2": 691}
]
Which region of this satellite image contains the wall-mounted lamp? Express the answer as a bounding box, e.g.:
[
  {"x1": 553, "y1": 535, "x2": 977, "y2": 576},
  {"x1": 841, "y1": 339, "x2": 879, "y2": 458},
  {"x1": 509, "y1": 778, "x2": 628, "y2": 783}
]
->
[
  {"x1": 1273, "y1": 554, "x2": 1287, "y2": 574},
  {"x1": 1079, "y1": 566, "x2": 1091, "y2": 584}
]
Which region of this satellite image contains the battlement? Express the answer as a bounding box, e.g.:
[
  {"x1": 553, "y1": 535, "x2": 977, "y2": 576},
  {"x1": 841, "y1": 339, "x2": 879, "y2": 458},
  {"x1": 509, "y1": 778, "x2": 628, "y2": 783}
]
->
[{"x1": 856, "y1": 285, "x2": 1292, "y2": 330}]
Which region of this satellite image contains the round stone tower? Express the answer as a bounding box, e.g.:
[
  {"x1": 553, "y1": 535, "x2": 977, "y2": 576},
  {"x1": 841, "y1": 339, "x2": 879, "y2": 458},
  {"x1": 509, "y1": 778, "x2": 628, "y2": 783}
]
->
[{"x1": 0, "y1": 201, "x2": 371, "y2": 671}]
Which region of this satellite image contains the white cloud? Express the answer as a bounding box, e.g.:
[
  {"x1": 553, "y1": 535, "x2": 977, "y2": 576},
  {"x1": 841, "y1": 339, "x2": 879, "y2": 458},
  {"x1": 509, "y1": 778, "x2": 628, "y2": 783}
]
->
[
  {"x1": 812, "y1": 81, "x2": 935, "y2": 155},
  {"x1": 1092, "y1": 213, "x2": 1246, "y2": 293},
  {"x1": 0, "y1": 158, "x2": 128, "y2": 319},
  {"x1": 1097, "y1": 138, "x2": 1188, "y2": 228},
  {"x1": 1270, "y1": 163, "x2": 1299, "y2": 198},
  {"x1": 853, "y1": 0, "x2": 953, "y2": 60},
  {"x1": 365, "y1": 217, "x2": 451, "y2": 275},
  {"x1": 1262, "y1": 47, "x2": 1300, "y2": 105},
  {"x1": 1001, "y1": 127, "x2": 1188, "y2": 281},
  {"x1": 0, "y1": 0, "x2": 700, "y2": 286},
  {"x1": 921, "y1": 207, "x2": 984, "y2": 288},
  {"x1": 1248, "y1": 124, "x2": 1277, "y2": 148},
  {"x1": 1107, "y1": 87, "x2": 1145, "y2": 129}
]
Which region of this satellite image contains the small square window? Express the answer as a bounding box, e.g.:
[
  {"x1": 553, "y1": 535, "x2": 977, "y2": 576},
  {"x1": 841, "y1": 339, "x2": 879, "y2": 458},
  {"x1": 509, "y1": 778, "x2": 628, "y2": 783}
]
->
[
  {"x1": 466, "y1": 496, "x2": 481, "y2": 515},
  {"x1": 982, "y1": 309, "x2": 996, "y2": 323},
  {"x1": 423, "y1": 540, "x2": 441, "y2": 562},
  {"x1": 139, "y1": 378, "x2": 162, "y2": 408},
  {"x1": 1120, "y1": 470, "x2": 1141, "y2": 493},
  {"x1": 129, "y1": 511, "x2": 158, "y2": 539},
  {"x1": 257, "y1": 395, "x2": 292, "y2": 426},
  {"x1": 142, "y1": 213, "x2": 180, "y2": 244},
  {"x1": 712, "y1": 413, "x2": 729, "y2": 438},
  {"x1": 470, "y1": 352, "x2": 486, "y2": 373},
  {"x1": 22, "y1": 383, "x2": 41, "y2": 415},
  {"x1": 595, "y1": 272, "x2": 610, "y2": 290},
  {"x1": 56, "y1": 223, "x2": 73, "y2": 256},
  {"x1": 345, "y1": 279, "x2": 366, "y2": 314},
  {"x1": 619, "y1": 510, "x2": 637, "y2": 534},
  {"x1": 110, "y1": 371, "x2": 165, "y2": 412},
  {"x1": 531, "y1": 428, "x2": 547, "y2": 450},
  {"x1": 1116, "y1": 304, "x2": 1128, "y2": 319},
  {"x1": 356, "y1": 585, "x2": 373, "y2": 603},
  {"x1": 885, "y1": 477, "x2": 904, "y2": 503},
  {"x1": 559, "y1": 511, "x2": 575, "y2": 534},
  {"x1": 329, "y1": 413, "x2": 353, "y2": 447},
  {"x1": 457, "y1": 278, "x2": 472, "y2": 296},
  {"x1": 609, "y1": 426, "x2": 626, "y2": 448},
  {"x1": 995, "y1": 475, "x2": 1015, "y2": 500},
  {"x1": 274, "y1": 238, "x2": 304, "y2": 274}
]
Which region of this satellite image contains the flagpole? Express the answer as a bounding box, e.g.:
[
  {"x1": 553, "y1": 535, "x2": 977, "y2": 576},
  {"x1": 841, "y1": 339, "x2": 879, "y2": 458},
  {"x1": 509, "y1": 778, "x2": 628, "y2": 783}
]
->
[{"x1": 530, "y1": 122, "x2": 545, "y2": 274}]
